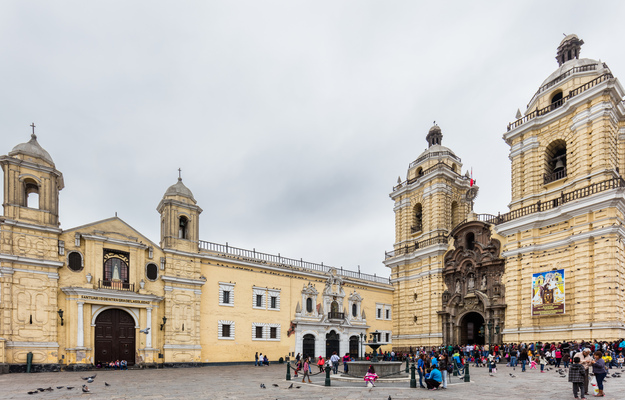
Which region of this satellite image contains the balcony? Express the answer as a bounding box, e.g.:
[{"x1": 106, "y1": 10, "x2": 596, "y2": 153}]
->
[
  {"x1": 410, "y1": 224, "x2": 422, "y2": 234},
  {"x1": 544, "y1": 167, "x2": 567, "y2": 184},
  {"x1": 98, "y1": 279, "x2": 135, "y2": 292},
  {"x1": 328, "y1": 311, "x2": 345, "y2": 320}
]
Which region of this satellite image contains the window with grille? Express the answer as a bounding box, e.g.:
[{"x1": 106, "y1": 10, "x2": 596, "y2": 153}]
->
[
  {"x1": 270, "y1": 296, "x2": 277, "y2": 309},
  {"x1": 270, "y1": 327, "x2": 277, "y2": 339},
  {"x1": 222, "y1": 324, "x2": 231, "y2": 338},
  {"x1": 256, "y1": 294, "x2": 263, "y2": 308},
  {"x1": 255, "y1": 326, "x2": 263, "y2": 339},
  {"x1": 223, "y1": 290, "x2": 230, "y2": 304}
]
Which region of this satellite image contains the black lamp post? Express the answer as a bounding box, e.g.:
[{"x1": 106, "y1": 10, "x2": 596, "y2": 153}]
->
[
  {"x1": 160, "y1": 316, "x2": 167, "y2": 331},
  {"x1": 57, "y1": 309, "x2": 64, "y2": 326}
]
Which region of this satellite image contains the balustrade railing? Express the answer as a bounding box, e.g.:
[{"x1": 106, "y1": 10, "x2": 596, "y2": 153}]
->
[
  {"x1": 385, "y1": 234, "x2": 448, "y2": 259},
  {"x1": 328, "y1": 311, "x2": 345, "y2": 320},
  {"x1": 98, "y1": 279, "x2": 135, "y2": 291},
  {"x1": 544, "y1": 168, "x2": 567, "y2": 184},
  {"x1": 508, "y1": 73, "x2": 613, "y2": 131},
  {"x1": 198, "y1": 240, "x2": 391, "y2": 284}
]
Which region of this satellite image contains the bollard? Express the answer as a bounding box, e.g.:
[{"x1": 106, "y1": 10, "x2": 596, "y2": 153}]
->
[
  {"x1": 453, "y1": 360, "x2": 458, "y2": 377},
  {"x1": 405, "y1": 359, "x2": 409, "y2": 373},
  {"x1": 325, "y1": 365, "x2": 331, "y2": 386},
  {"x1": 286, "y1": 362, "x2": 291, "y2": 381},
  {"x1": 26, "y1": 352, "x2": 33, "y2": 373},
  {"x1": 464, "y1": 362, "x2": 470, "y2": 382},
  {"x1": 410, "y1": 363, "x2": 416, "y2": 388}
]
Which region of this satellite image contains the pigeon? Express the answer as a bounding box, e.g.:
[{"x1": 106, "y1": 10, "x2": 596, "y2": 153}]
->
[
  {"x1": 105, "y1": 382, "x2": 110, "y2": 387},
  {"x1": 27, "y1": 391, "x2": 37, "y2": 395},
  {"x1": 260, "y1": 384, "x2": 266, "y2": 389},
  {"x1": 57, "y1": 386, "x2": 64, "y2": 389},
  {"x1": 67, "y1": 387, "x2": 74, "y2": 390},
  {"x1": 288, "y1": 383, "x2": 293, "y2": 389},
  {"x1": 272, "y1": 384, "x2": 279, "y2": 387},
  {"x1": 296, "y1": 386, "x2": 301, "y2": 389},
  {"x1": 37, "y1": 388, "x2": 46, "y2": 392},
  {"x1": 139, "y1": 327, "x2": 150, "y2": 334},
  {"x1": 44, "y1": 387, "x2": 53, "y2": 392},
  {"x1": 509, "y1": 373, "x2": 516, "y2": 378},
  {"x1": 86, "y1": 378, "x2": 94, "y2": 383},
  {"x1": 82, "y1": 385, "x2": 90, "y2": 393},
  {"x1": 82, "y1": 373, "x2": 97, "y2": 381}
]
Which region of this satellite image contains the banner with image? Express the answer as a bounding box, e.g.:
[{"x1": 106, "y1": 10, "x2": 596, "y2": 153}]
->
[{"x1": 531, "y1": 269, "x2": 565, "y2": 316}]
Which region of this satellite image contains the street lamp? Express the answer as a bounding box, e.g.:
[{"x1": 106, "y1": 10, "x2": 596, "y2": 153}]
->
[{"x1": 359, "y1": 332, "x2": 364, "y2": 361}]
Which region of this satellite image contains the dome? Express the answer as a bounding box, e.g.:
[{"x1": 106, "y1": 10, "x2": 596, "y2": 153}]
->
[
  {"x1": 9, "y1": 133, "x2": 55, "y2": 166},
  {"x1": 560, "y1": 34, "x2": 579, "y2": 46},
  {"x1": 428, "y1": 125, "x2": 442, "y2": 135},
  {"x1": 540, "y1": 57, "x2": 600, "y2": 88},
  {"x1": 164, "y1": 177, "x2": 196, "y2": 202}
]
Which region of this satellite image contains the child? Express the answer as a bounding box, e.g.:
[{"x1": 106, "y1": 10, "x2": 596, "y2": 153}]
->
[
  {"x1": 569, "y1": 357, "x2": 586, "y2": 399},
  {"x1": 491, "y1": 359, "x2": 497, "y2": 374},
  {"x1": 530, "y1": 357, "x2": 537, "y2": 370},
  {"x1": 364, "y1": 365, "x2": 378, "y2": 387},
  {"x1": 539, "y1": 354, "x2": 547, "y2": 372}
]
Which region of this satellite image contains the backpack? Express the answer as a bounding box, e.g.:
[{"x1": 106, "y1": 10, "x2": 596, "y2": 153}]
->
[{"x1": 447, "y1": 364, "x2": 453, "y2": 374}]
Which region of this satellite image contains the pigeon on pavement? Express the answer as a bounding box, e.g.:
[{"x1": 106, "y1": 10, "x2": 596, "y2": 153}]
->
[
  {"x1": 509, "y1": 373, "x2": 516, "y2": 378},
  {"x1": 272, "y1": 384, "x2": 279, "y2": 387},
  {"x1": 82, "y1": 373, "x2": 97, "y2": 381},
  {"x1": 105, "y1": 382, "x2": 110, "y2": 386},
  {"x1": 82, "y1": 385, "x2": 90, "y2": 393},
  {"x1": 288, "y1": 383, "x2": 293, "y2": 389}
]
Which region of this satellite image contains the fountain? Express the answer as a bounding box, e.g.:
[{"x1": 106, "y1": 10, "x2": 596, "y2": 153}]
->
[{"x1": 345, "y1": 330, "x2": 402, "y2": 378}]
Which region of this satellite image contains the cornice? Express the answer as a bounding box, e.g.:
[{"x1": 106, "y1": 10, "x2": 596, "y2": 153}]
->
[
  {"x1": 0, "y1": 253, "x2": 63, "y2": 268},
  {"x1": 0, "y1": 218, "x2": 62, "y2": 234},
  {"x1": 80, "y1": 234, "x2": 149, "y2": 249},
  {"x1": 160, "y1": 275, "x2": 207, "y2": 287},
  {"x1": 61, "y1": 286, "x2": 164, "y2": 302},
  {"x1": 383, "y1": 243, "x2": 448, "y2": 269}
]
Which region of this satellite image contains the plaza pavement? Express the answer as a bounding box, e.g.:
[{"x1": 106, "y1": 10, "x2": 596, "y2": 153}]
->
[{"x1": 1, "y1": 363, "x2": 624, "y2": 400}]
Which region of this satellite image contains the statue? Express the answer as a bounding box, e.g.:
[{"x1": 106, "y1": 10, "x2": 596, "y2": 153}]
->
[
  {"x1": 455, "y1": 280, "x2": 460, "y2": 293},
  {"x1": 481, "y1": 275, "x2": 487, "y2": 290},
  {"x1": 468, "y1": 275, "x2": 475, "y2": 290}
]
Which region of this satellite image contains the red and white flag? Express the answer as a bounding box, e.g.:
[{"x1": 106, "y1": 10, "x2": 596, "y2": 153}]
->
[{"x1": 470, "y1": 168, "x2": 474, "y2": 187}]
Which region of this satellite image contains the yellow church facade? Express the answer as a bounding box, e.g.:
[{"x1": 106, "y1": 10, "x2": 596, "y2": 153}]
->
[
  {"x1": 0, "y1": 133, "x2": 393, "y2": 372},
  {"x1": 387, "y1": 35, "x2": 625, "y2": 349}
]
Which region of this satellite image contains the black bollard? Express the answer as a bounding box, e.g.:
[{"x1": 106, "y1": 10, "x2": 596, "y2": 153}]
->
[
  {"x1": 286, "y1": 362, "x2": 291, "y2": 381},
  {"x1": 405, "y1": 359, "x2": 409, "y2": 373},
  {"x1": 410, "y1": 363, "x2": 416, "y2": 388},
  {"x1": 464, "y1": 362, "x2": 470, "y2": 382},
  {"x1": 325, "y1": 365, "x2": 331, "y2": 386},
  {"x1": 453, "y1": 359, "x2": 458, "y2": 377}
]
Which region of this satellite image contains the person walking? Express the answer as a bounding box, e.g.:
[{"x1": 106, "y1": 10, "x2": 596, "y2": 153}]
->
[
  {"x1": 520, "y1": 349, "x2": 529, "y2": 372},
  {"x1": 302, "y1": 358, "x2": 312, "y2": 383},
  {"x1": 569, "y1": 357, "x2": 586, "y2": 399},
  {"x1": 254, "y1": 352, "x2": 259, "y2": 367},
  {"x1": 591, "y1": 351, "x2": 607, "y2": 397},
  {"x1": 330, "y1": 352, "x2": 340, "y2": 374},
  {"x1": 438, "y1": 353, "x2": 449, "y2": 389},
  {"x1": 574, "y1": 348, "x2": 593, "y2": 396},
  {"x1": 343, "y1": 353, "x2": 350, "y2": 373}
]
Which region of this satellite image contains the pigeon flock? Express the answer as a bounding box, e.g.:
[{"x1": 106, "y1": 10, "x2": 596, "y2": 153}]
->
[{"x1": 26, "y1": 373, "x2": 100, "y2": 395}]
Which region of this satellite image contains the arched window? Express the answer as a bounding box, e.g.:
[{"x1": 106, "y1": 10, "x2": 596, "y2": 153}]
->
[
  {"x1": 352, "y1": 303, "x2": 358, "y2": 317},
  {"x1": 179, "y1": 216, "x2": 189, "y2": 239},
  {"x1": 550, "y1": 90, "x2": 563, "y2": 111},
  {"x1": 412, "y1": 203, "x2": 423, "y2": 233},
  {"x1": 103, "y1": 251, "x2": 130, "y2": 288},
  {"x1": 466, "y1": 232, "x2": 475, "y2": 251},
  {"x1": 306, "y1": 297, "x2": 313, "y2": 313},
  {"x1": 24, "y1": 179, "x2": 39, "y2": 209},
  {"x1": 451, "y1": 163, "x2": 457, "y2": 173},
  {"x1": 416, "y1": 167, "x2": 424, "y2": 177},
  {"x1": 451, "y1": 201, "x2": 459, "y2": 229},
  {"x1": 544, "y1": 140, "x2": 567, "y2": 184}
]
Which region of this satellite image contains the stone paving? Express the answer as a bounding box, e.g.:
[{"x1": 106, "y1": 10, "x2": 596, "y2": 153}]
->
[{"x1": 1, "y1": 363, "x2": 624, "y2": 400}]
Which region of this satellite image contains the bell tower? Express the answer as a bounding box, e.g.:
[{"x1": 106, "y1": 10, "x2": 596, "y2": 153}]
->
[
  {"x1": 0, "y1": 126, "x2": 64, "y2": 227},
  {"x1": 385, "y1": 124, "x2": 471, "y2": 348},
  {"x1": 156, "y1": 172, "x2": 202, "y2": 252}
]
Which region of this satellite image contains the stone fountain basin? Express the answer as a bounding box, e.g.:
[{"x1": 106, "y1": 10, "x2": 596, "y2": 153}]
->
[{"x1": 346, "y1": 361, "x2": 403, "y2": 378}]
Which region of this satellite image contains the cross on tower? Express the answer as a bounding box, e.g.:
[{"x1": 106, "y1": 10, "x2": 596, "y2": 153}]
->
[
  {"x1": 30, "y1": 123, "x2": 36, "y2": 136},
  {"x1": 178, "y1": 168, "x2": 182, "y2": 180}
]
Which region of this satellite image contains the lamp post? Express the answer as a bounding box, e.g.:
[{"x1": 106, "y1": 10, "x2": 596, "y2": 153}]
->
[{"x1": 359, "y1": 332, "x2": 364, "y2": 361}]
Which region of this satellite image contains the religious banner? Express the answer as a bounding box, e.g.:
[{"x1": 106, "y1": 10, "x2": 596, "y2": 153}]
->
[{"x1": 531, "y1": 269, "x2": 565, "y2": 316}]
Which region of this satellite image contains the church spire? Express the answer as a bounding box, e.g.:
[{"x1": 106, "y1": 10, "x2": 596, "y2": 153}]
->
[
  {"x1": 426, "y1": 123, "x2": 443, "y2": 147},
  {"x1": 556, "y1": 34, "x2": 584, "y2": 66}
]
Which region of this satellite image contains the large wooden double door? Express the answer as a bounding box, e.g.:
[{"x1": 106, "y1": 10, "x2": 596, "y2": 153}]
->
[{"x1": 94, "y1": 309, "x2": 136, "y2": 365}]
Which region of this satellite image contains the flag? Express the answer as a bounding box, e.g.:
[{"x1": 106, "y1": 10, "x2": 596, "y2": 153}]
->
[{"x1": 470, "y1": 168, "x2": 474, "y2": 187}]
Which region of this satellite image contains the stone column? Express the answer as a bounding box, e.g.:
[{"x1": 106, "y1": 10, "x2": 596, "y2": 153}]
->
[
  {"x1": 77, "y1": 301, "x2": 84, "y2": 347},
  {"x1": 146, "y1": 307, "x2": 153, "y2": 348}
]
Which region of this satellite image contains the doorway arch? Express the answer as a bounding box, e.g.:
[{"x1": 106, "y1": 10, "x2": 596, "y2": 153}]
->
[
  {"x1": 325, "y1": 330, "x2": 340, "y2": 358},
  {"x1": 349, "y1": 335, "x2": 359, "y2": 359},
  {"x1": 460, "y1": 312, "x2": 484, "y2": 345},
  {"x1": 94, "y1": 308, "x2": 136, "y2": 366},
  {"x1": 302, "y1": 334, "x2": 315, "y2": 360}
]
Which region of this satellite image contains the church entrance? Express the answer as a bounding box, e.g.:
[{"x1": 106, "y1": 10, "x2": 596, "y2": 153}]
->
[
  {"x1": 302, "y1": 334, "x2": 315, "y2": 359},
  {"x1": 325, "y1": 331, "x2": 340, "y2": 358},
  {"x1": 349, "y1": 335, "x2": 359, "y2": 359},
  {"x1": 94, "y1": 309, "x2": 136, "y2": 366},
  {"x1": 461, "y1": 312, "x2": 484, "y2": 345}
]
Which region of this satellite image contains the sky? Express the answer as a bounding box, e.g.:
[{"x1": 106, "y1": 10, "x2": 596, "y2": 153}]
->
[{"x1": 2, "y1": 1, "x2": 624, "y2": 278}]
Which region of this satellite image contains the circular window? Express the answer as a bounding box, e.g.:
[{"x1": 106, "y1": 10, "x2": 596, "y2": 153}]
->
[
  {"x1": 146, "y1": 263, "x2": 158, "y2": 281},
  {"x1": 68, "y1": 252, "x2": 83, "y2": 272}
]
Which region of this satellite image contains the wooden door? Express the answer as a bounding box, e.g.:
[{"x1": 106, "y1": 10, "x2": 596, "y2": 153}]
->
[{"x1": 95, "y1": 309, "x2": 136, "y2": 365}]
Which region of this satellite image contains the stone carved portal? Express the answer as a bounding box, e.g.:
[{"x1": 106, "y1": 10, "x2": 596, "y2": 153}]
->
[{"x1": 439, "y1": 221, "x2": 505, "y2": 345}]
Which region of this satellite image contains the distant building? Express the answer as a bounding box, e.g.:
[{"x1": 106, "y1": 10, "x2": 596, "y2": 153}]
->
[
  {"x1": 386, "y1": 35, "x2": 625, "y2": 349},
  {"x1": 0, "y1": 132, "x2": 392, "y2": 371}
]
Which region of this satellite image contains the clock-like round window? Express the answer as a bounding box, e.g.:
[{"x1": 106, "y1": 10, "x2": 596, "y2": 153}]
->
[
  {"x1": 68, "y1": 252, "x2": 83, "y2": 272},
  {"x1": 146, "y1": 263, "x2": 158, "y2": 281}
]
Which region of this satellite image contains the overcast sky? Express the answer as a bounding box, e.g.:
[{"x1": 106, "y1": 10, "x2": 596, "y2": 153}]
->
[{"x1": 2, "y1": 1, "x2": 624, "y2": 277}]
